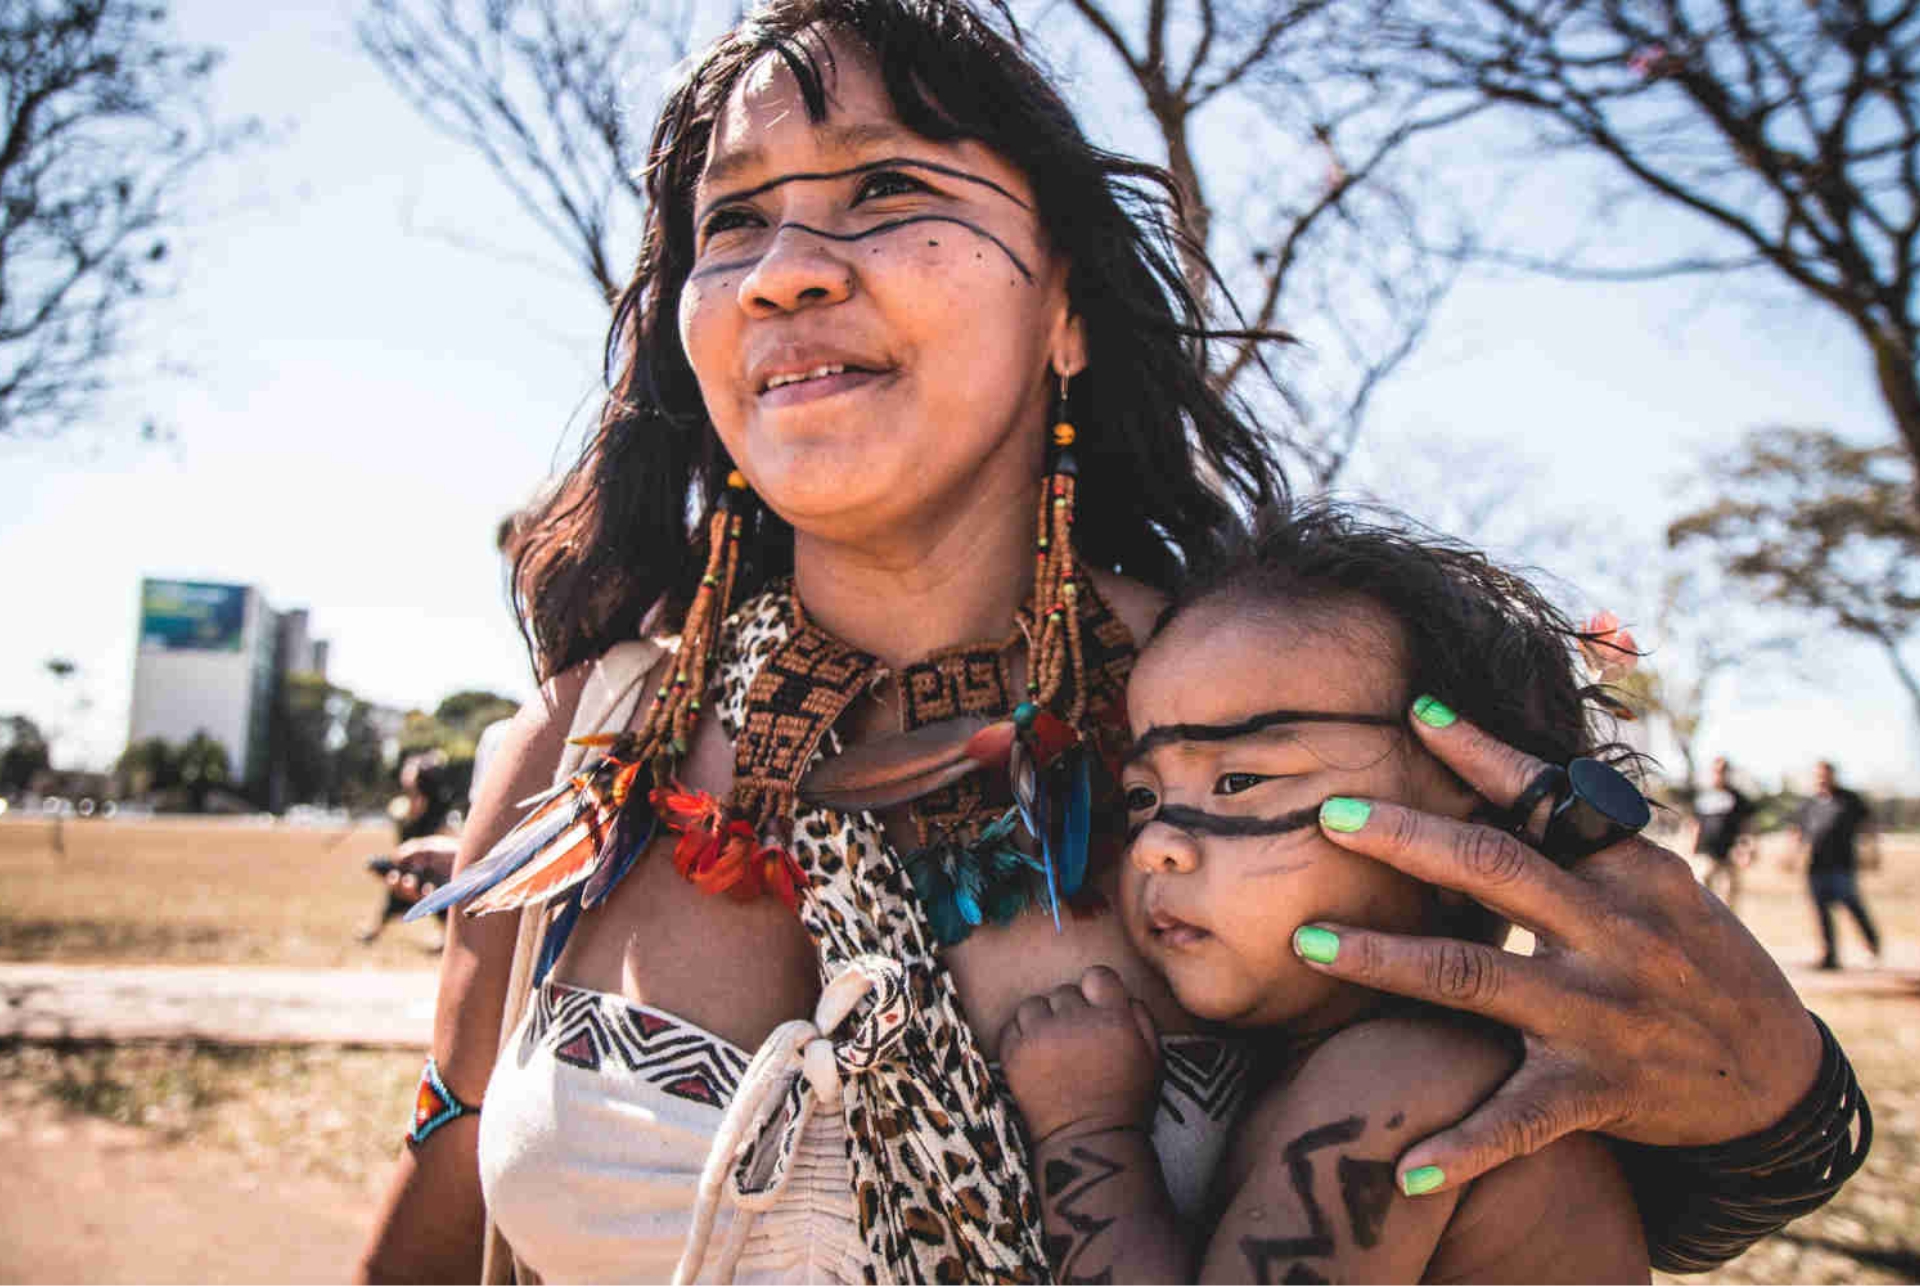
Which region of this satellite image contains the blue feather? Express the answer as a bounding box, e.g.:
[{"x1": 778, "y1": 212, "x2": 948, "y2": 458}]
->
[
  {"x1": 1060, "y1": 751, "x2": 1091, "y2": 898},
  {"x1": 532, "y1": 887, "x2": 584, "y2": 987},
  {"x1": 404, "y1": 793, "x2": 582, "y2": 922},
  {"x1": 1034, "y1": 764, "x2": 1060, "y2": 930},
  {"x1": 580, "y1": 801, "x2": 656, "y2": 909}
]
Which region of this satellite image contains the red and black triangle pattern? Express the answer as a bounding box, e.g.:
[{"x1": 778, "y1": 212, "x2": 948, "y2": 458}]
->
[{"x1": 526, "y1": 980, "x2": 751, "y2": 1110}]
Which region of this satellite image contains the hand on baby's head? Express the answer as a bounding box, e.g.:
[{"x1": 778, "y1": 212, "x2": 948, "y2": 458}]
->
[{"x1": 999, "y1": 966, "x2": 1160, "y2": 1146}]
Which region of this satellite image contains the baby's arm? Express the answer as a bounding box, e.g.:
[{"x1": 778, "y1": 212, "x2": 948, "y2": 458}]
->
[
  {"x1": 999, "y1": 966, "x2": 1190, "y2": 1283},
  {"x1": 1201, "y1": 1013, "x2": 1517, "y2": 1284}
]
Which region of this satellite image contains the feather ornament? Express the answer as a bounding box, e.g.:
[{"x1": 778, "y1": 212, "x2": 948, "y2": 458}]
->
[
  {"x1": 798, "y1": 717, "x2": 1015, "y2": 812},
  {"x1": 903, "y1": 808, "x2": 1042, "y2": 946}
]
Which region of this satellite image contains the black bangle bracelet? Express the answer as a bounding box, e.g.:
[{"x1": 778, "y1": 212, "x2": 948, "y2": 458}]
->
[{"x1": 1617, "y1": 1012, "x2": 1872, "y2": 1275}]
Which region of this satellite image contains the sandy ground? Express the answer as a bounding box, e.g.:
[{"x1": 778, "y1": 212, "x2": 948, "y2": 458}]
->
[
  {"x1": 0, "y1": 1108, "x2": 381, "y2": 1285},
  {"x1": 1, "y1": 823, "x2": 1914, "y2": 1283},
  {"x1": 0, "y1": 963, "x2": 435, "y2": 1045}
]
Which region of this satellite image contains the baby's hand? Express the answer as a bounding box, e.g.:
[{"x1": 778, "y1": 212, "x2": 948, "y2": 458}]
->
[{"x1": 999, "y1": 966, "x2": 1160, "y2": 1145}]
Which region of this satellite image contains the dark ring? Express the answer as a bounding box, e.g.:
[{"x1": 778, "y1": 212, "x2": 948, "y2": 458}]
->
[
  {"x1": 1503, "y1": 764, "x2": 1569, "y2": 839},
  {"x1": 1539, "y1": 757, "x2": 1651, "y2": 867}
]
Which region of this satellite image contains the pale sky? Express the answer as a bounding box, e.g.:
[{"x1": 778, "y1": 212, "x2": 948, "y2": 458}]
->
[{"x1": 2, "y1": 0, "x2": 1915, "y2": 796}]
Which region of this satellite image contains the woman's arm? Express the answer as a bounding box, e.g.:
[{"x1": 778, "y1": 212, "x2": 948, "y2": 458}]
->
[
  {"x1": 1288, "y1": 704, "x2": 1865, "y2": 1269},
  {"x1": 354, "y1": 667, "x2": 589, "y2": 1284}
]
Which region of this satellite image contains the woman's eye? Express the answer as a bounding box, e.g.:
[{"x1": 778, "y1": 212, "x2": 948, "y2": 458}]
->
[
  {"x1": 1215, "y1": 772, "x2": 1266, "y2": 796},
  {"x1": 700, "y1": 207, "x2": 761, "y2": 241},
  {"x1": 1124, "y1": 786, "x2": 1158, "y2": 813},
  {"x1": 855, "y1": 169, "x2": 930, "y2": 202}
]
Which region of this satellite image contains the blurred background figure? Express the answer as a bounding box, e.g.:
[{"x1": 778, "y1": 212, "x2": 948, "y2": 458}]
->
[
  {"x1": 1691, "y1": 755, "x2": 1756, "y2": 914},
  {"x1": 359, "y1": 749, "x2": 460, "y2": 944},
  {"x1": 1795, "y1": 760, "x2": 1883, "y2": 970}
]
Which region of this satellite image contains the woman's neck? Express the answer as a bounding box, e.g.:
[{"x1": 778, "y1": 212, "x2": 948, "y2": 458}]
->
[{"x1": 790, "y1": 474, "x2": 1042, "y2": 670}]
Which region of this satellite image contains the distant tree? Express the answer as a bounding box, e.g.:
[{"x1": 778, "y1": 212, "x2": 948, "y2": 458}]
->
[
  {"x1": 175, "y1": 729, "x2": 231, "y2": 811},
  {"x1": 0, "y1": 0, "x2": 254, "y2": 442},
  {"x1": 1385, "y1": 1, "x2": 1920, "y2": 497},
  {"x1": 433, "y1": 688, "x2": 519, "y2": 742},
  {"x1": 356, "y1": 0, "x2": 697, "y2": 302},
  {"x1": 114, "y1": 734, "x2": 179, "y2": 796},
  {"x1": 0, "y1": 714, "x2": 51, "y2": 792},
  {"x1": 1668, "y1": 427, "x2": 1920, "y2": 732}
]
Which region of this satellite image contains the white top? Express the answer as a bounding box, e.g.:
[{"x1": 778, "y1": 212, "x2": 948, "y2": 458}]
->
[{"x1": 480, "y1": 978, "x2": 1251, "y2": 1283}]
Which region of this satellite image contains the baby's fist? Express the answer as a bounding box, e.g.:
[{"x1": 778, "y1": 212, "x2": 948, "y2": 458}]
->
[{"x1": 999, "y1": 966, "x2": 1160, "y2": 1145}]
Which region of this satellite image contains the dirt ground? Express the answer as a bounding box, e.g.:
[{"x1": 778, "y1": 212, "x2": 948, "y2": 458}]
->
[{"x1": 0, "y1": 819, "x2": 1915, "y2": 1283}]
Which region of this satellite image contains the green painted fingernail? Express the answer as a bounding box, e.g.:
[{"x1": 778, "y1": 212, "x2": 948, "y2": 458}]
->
[
  {"x1": 1412, "y1": 695, "x2": 1457, "y2": 728},
  {"x1": 1293, "y1": 926, "x2": 1340, "y2": 965},
  {"x1": 1402, "y1": 1165, "x2": 1445, "y2": 1196},
  {"x1": 1320, "y1": 796, "x2": 1372, "y2": 833}
]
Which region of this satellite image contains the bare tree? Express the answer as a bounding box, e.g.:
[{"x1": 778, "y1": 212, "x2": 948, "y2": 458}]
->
[
  {"x1": 1668, "y1": 425, "x2": 1920, "y2": 733},
  {"x1": 358, "y1": 0, "x2": 699, "y2": 303},
  {"x1": 1382, "y1": 0, "x2": 1920, "y2": 499},
  {"x1": 1051, "y1": 0, "x2": 1485, "y2": 484},
  {"x1": 0, "y1": 0, "x2": 250, "y2": 442}
]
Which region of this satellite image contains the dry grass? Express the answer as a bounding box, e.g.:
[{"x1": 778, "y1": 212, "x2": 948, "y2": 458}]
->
[
  {"x1": 0, "y1": 1039, "x2": 419, "y2": 1191},
  {"x1": 0, "y1": 816, "x2": 446, "y2": 969}
]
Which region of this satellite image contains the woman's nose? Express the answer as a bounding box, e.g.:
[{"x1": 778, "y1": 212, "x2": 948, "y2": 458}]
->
[
  {"x1": 1129, "y1": 820, "x2": 1201, "y2": 875},
  {"x1": 738, "y1": 224, "x2": 854, "y2": 315}
]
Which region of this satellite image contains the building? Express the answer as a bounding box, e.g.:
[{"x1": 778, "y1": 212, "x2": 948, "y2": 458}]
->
[{"x1": 127, "y1": 578, "x2": 329, "y2": 802}]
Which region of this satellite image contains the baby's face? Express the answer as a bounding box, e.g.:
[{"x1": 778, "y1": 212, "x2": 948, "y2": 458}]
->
[{"x1": 1120, "y1": 596, "x2": 1472, "y2": 1031}]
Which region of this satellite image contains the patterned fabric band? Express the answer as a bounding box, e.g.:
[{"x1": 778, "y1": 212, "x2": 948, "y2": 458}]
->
[
  {"x1": 407, "y1": 1055, "x2": 480, "y2": 1147},
  {"x1": 714, "y1": 584, "x2": 1137, "y2": 1284},
  {"x1": 1617, "y1": 1010, "x2": 1872, "y2": 1273}
]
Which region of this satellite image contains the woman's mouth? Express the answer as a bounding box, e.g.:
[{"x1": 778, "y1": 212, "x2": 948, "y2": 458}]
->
[{"x1": 756, "y1": 363, "x2": 889, "y2": 408}]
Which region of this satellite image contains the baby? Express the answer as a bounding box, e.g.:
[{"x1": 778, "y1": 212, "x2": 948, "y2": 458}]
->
[{"x1": 1001, "y1": 504, "x2": 1650, "y2": 1283}]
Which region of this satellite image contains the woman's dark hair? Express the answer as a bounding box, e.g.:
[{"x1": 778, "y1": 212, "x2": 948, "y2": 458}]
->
[
  {"x1": 510, "y1": 0, "x2": 1289, "y2": 681},
  {"x1": 1162, "y1": 502, "x2": 1639, "y2": 778}
]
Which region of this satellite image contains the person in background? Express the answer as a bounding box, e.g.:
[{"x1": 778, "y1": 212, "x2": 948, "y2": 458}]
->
[
  {"x1": 1795, "y1": 760, "x2": 1883, "y2": 970},
  {"x1": 1691, "y1": 756, "x2": 1755, "y2": 914},
  {"x1": 361, "y1": 750, "x2": 461, "y2": 944}
]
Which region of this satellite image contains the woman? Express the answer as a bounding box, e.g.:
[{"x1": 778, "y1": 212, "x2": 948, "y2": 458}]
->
[{"x1": 358, "y1": 1, "x2": 1864, "y2": 1280}]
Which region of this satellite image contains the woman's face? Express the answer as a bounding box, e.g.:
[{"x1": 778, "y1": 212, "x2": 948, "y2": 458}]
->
[
  {"x1": 1119, "y1": 598, "x2": 1474, "y2": 1031},
  {"x1": 678, "y1": 31, "x2": 1083, "y2": 548}
]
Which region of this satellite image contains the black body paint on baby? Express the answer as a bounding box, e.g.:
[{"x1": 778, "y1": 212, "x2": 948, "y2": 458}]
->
[{"x1": 1130, "y1": 803, "x2": 1322, "y2": 844}]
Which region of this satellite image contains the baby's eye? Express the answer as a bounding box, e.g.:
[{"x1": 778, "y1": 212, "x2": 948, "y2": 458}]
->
[
  {"x1": 1215, "y1": 772, "x2": 1266, "y2": 796},
  {"x1": 855, "y1": 169, "x2": 931, "y2": 202},
  {"x1": 1124, "y1": 785, "x2": 1158, "y2": 814}
]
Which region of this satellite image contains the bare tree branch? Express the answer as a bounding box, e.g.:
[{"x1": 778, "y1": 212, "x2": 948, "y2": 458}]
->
[
  {"x1": 0, "y1": 0, "x2": 254, "y2": 442},
  {"x1": 1379, "y1": 0, "x2": 1920, "y2": 495},
  {"x1": 358, "y1": 0, "x2": 696, "y2": 303}
]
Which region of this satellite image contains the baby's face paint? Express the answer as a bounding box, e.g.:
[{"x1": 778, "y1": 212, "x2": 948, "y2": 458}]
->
[
  {"x1": 1118, "y1": 598, "x2": 1473, "y2": 1033},
  {"x1": 676, "y1": 32, "x2": 1083, "y2": 549}
]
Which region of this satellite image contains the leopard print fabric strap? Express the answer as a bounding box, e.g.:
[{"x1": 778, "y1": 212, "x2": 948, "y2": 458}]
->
[{"x1": 718, "y1": 589, "x2": 1051, "y2": 1285}]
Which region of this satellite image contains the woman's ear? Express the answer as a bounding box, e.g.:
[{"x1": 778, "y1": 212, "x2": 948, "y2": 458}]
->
[{"x1": 1050, "y1": 308, "x2": 1088, "y2": 382}]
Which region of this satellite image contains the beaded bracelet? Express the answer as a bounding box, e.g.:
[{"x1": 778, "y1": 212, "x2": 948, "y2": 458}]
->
[
  {"x1": 407, "y1": 1055, "x2": 481, "y2": 1148},
  {"x1": 1617, "y1": 1011, "x2": 1872, "y2": 1274}
]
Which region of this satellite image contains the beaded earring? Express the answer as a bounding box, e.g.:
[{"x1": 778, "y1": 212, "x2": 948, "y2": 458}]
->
[{"x1": 406, "y1": 468, "x2": 762, "y2": 926}]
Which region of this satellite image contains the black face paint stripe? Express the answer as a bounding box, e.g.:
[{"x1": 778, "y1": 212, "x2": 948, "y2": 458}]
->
[
  {"x1": 694, "y1": 155, "x2": 1031, "y2": 224},
  {"x1": 1127, "y1": 802, "x2": 1322, "y2": 844},
  {"x1": 688, "y1": 214, "x2": 1035, "y2": 283},
  {"x1": 1124, "y1": 709, "x2": 1402, "y2": 765}
]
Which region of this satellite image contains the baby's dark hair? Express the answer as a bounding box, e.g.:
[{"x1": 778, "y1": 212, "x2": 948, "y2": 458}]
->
[{"x1": 1163, "y1": 502, "x2": 1638, "y2": 781}]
